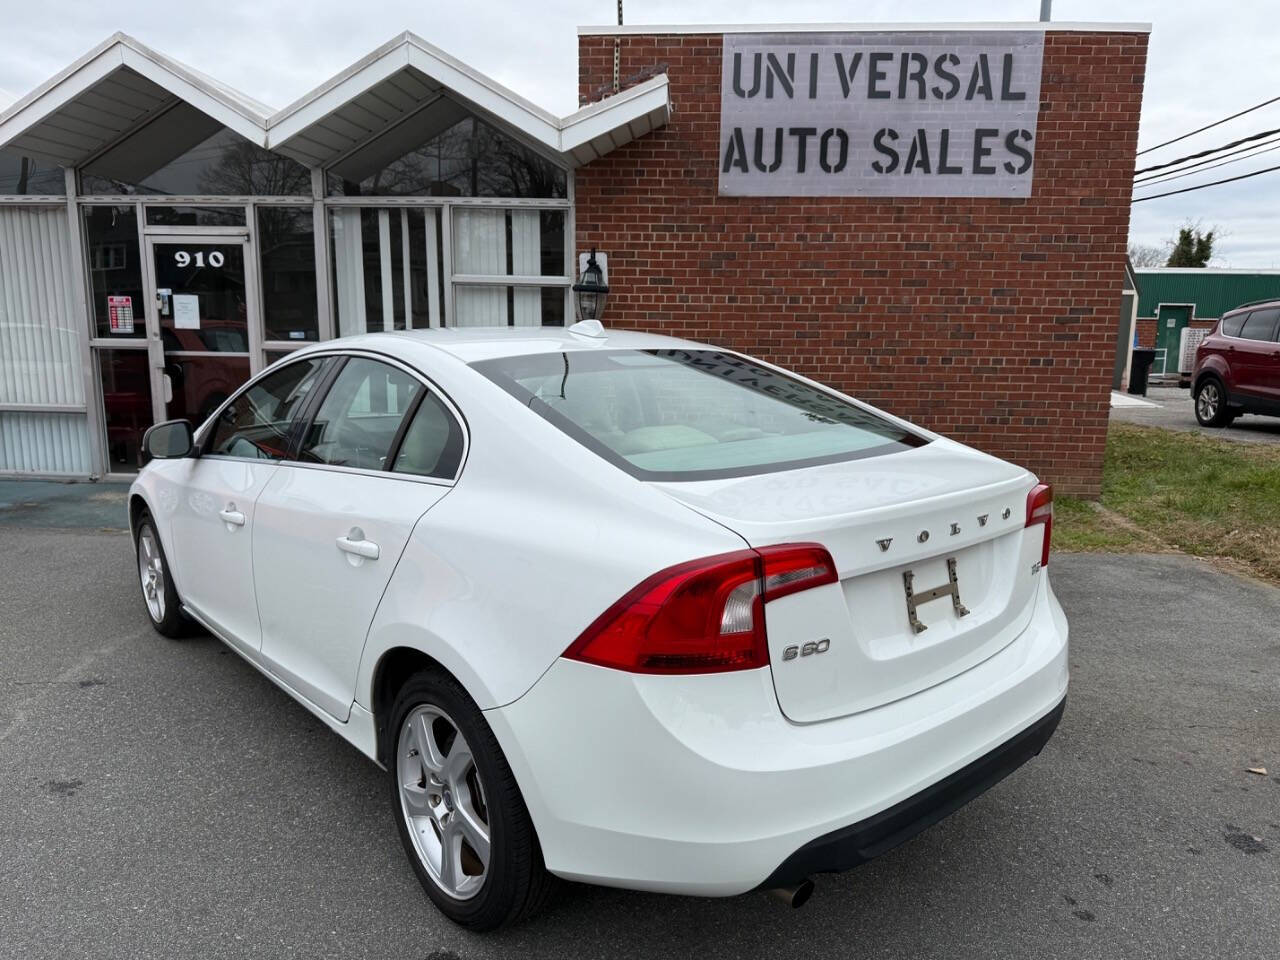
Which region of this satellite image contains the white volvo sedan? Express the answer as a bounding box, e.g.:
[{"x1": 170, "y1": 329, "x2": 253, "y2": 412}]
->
[{"x1": 129, "y1": 324, "x2": 1067, "y2": 930}]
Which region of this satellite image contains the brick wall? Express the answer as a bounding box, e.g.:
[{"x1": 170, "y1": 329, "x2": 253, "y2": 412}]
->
[{"x1": 575, "y1": 28, "x2": 1148, "y2": 497}]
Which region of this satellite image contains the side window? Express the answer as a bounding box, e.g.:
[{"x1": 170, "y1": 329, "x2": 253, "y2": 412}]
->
[
  {"x1": 299, "y1": 358, "x2": 422, "y2": 470},
  {"x1": 1220, "y1": 312, "x2": 1246, "y2": 338},
  {"x1": 392, "y1": 392, "x2": 465, "y2": 479},
  {"x1": 1239, "y1": 308, "x2": 1280, "y2": 342},
  {"x1": 205, "y1": 357, "x2": 328, "y2": 460}
]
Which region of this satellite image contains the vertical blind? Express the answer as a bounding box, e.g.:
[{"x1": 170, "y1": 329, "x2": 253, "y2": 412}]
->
[
  {"x1": 333, "y1": 207, "x2": 552, "y2": 334},
  {"x1": 0, "y1": 206, "x2": 91, "y2": 474},
  {"x1": 332, "y1": 207, "x2": 446, "y2": 336}
]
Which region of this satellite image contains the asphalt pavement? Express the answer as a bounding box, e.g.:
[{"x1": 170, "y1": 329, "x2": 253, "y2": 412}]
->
[
  {"x1": 1112, "y1": 385, "x2": 1280, "y2": 444},
  {"x1": 1, "y1": 518, "x2": 1277, "y2": 959}
]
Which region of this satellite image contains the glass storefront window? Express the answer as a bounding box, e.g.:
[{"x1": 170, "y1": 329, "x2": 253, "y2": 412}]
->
[
  {"x1": 165, "y1": 354, "x2": 252, "y2": 425},
  {"x1": 258, "y1": 207, "x2": 319, "y2": 342},
  {"x1": 145, "y1": 206, "x2": 247, "y2": 227},
  {"x1": 454, "y1": 285, "x2": 566, "y2": 327},
  {"x1": 97, "y1": 350, "x2": 153, "y2": 470},
  {"x1": 453, "y1": 209, "x2": 565, "y2": 277},
  {"x1": 83, "y1": 206, "x2": 145, "y2": 340},
  {"x1": 79, "y1": 107, "x2": 309, "y2": 196},
  {"x1": 330, "y1": 207, "x2": 446, "y2": 335},
  {"x1": 0, "y1": 150, "x2": 65, "y2": 195},
  {"x1": 326, "y1": 114, "x2": 567, "y2": 199}
]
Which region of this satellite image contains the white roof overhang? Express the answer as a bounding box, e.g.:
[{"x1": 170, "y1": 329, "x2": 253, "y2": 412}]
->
[
  {"x1": 0, "y1": 33, "x2": 271, "y2": 167},
  {"x1": 266, "y1": 32, "x2": 670, "y2": 170},
  {"x1": 0, "y1": 31, "x2": 669, "y2": 175}
]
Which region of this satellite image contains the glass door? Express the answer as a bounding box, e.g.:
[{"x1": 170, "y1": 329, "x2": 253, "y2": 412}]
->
[{"x1": 144, "y1": 237, "x2": 258, "y2": 425}]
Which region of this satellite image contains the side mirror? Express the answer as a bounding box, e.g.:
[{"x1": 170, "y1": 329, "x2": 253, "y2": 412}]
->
[{"x1": 141, "y1": 419, "x2": 195, "y2": 462}]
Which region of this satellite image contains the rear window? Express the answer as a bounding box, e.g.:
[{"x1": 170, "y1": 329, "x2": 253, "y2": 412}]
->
[
  {"x1": 1220, "y1": 312, "x2": 1246, "y2": 337},
  {"x1": 1238, "y1": 308, "x2": 1280, "y2": 342},
  {"x1": 472, "y1": 348, "x2": 928, "y2": 481}
]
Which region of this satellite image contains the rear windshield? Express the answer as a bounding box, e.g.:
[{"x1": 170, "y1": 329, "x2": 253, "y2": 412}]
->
[{"x1": 472, "y1": 348, "x2": 928, "y2": 481}]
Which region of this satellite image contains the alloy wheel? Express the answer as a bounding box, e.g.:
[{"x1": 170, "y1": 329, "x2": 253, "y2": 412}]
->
[
  {"x1": 1197, "y1": 382, "x2": 1220, "y2": 422},
  {"x1": 137, "y1": 528, "x2": 166, "y2": 622},
  {"x1": 397, "y1": 704, "x2": 491, "y2": 900}
]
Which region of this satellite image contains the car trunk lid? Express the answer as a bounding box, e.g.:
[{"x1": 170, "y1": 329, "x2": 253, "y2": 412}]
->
[{"x1": 652, "y1": 438, "x2": 1042, "y2": 722}]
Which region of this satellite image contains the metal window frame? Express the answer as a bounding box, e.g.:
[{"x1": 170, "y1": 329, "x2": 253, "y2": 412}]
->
[{"x1": 6, "y1": 141, "x2": 573, "y2": 478}]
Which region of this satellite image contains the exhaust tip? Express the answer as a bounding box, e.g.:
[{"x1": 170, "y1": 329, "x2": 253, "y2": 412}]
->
[{"x1": 767, "y1": 878, "x2": 814, "y2": 909}]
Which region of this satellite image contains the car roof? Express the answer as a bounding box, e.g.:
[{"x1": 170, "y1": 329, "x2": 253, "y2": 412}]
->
[
  {"x1": 298, "y1": 326, "x2": 712, "y2": 365},
  {"x1": 1224, "y1": 298, "x2": 1280, "y2": 315}
]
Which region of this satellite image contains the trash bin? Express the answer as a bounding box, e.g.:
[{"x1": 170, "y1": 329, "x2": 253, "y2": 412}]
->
[{"x1": 1128, "y1": 347, "x2": 1156, "y2": 396}]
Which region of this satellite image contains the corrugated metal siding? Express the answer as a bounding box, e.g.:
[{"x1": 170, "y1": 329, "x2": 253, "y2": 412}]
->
[
  {"x1": 0, "y1": 412, "x2": 90, "y2": 474},
  {"x1": 1135, "y1": 271, "x2": 1280, "y2": 320},
  {"x1": 0, "y1": 206, "x2": 83, "y2": 405},
  {"x1": 0, "y1": 205, "x2": 92, "y2": 474}
]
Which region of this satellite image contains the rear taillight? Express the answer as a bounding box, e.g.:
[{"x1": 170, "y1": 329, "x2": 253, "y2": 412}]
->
[
  {"x1": 1025, "y1": 482, "x2": 1053, "y2": 568},
  {"x1": 564, "y1": 543, "x2": 837, "y2": 675}
]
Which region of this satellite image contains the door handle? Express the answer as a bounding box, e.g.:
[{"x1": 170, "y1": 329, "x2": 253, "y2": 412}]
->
[
  {"x1": 336, "y1": 534, "x2": 380, "y2": 560},
  {"x1": 218, "y1": 505, "x2": 246, "y2": 527}
]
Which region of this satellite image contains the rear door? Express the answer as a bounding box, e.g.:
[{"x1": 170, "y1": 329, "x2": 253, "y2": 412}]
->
[
  {"x1": 1231, "y1": 308, "x2": 1280, "y2": 399},
  {"x1": 168, "y1": 355, "x2": 330, "y2": 647},
  {"x1": 1263, "y1": 316, "x2": 1280, "y2": 401},
  {"x1": 253, "y1": 354, "x2": 466, "y2": 720}
]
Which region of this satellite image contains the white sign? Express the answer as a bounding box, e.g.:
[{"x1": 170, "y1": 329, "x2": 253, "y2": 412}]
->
[
  {"x1": 173, "y1": 294, "x2": 201, "y2": 330},
  {"x1": 719, "y1": 31, "x2": 1044, "y2": 197}
]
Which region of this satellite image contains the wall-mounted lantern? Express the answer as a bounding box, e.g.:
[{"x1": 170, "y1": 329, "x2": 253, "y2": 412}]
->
[{"x1": 573, "y1": 248, "x2": 609, "y2": 323}]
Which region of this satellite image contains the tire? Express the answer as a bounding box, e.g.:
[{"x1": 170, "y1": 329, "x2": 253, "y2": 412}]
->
[
  {"x1": 388, "y1": 670, "x2": 556, "y2": 930},
  {"x1": 1194, "y1": 377, "x2": 1232, "y2": 427},
  {"x1": 134, "y1": 514, "x2": 196, "y2": 638}
]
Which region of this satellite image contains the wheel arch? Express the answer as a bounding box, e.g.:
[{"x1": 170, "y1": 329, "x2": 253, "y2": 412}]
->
[
  {"x1": 128, "y1": 492, "x2": 150, "y2": 539},
  {"x1": 365, "y1": 642, "x2": 499, "y2": 767},
  {"x1": 1193, "y1": 359, "x2": 1229, "y2": 395}
]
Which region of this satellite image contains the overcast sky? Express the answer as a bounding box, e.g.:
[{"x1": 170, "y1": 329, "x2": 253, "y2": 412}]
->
[{"x1": 1, "y1": 0, "x2": 1275, "y2": 266}]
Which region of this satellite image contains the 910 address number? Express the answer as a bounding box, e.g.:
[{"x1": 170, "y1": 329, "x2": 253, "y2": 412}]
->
[{"x1": 174, "y1": 250, "x2": 225, "y2": 269}]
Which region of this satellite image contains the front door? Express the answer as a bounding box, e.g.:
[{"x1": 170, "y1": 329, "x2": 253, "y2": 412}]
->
[
  {"x1": 164, "y1": 355, "x2": 333, "y2": 649},
  {"x1": 145, "y1": 237, "x2": 257, "y2": 428},
  {"x1": 1154, "y1": 304, "x2": 1192, "y2": 377}
]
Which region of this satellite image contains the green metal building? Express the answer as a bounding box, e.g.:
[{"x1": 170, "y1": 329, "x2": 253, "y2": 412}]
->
[{"x1": 1135, "y1": 268, "x2": 1280, "y2": 377}]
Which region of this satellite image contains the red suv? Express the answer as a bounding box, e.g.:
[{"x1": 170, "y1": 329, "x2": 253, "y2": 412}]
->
[{"x1": 1192, "y1": 301, "x2": 1280, "y2": 427}]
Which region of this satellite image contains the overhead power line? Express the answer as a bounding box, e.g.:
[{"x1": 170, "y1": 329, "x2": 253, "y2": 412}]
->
[
  {"x1": 1132, "y1": 160, "x2": 1280, "y2": 203},
  {"x1": 1136, "y1": 93, "x2": 1280, "y2": 157},
  {"x1": 1135, "y1": 125, "x2": 1280, "y2": 176},
  {"x1": 1135, "y1": 133, "x2": 1280, "y2": 186}
]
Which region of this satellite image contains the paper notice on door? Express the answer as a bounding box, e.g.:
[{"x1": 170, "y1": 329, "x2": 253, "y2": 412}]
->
[
  {"x1": 173, "y1": 294, "x2": 200, "y2": 329},
  {"x1": 107, "y1": 295, "x2": 134, "y2": 334}
]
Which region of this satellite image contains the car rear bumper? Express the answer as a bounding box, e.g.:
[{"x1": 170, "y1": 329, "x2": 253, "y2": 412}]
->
[
  {"x1": 485, "y1": 570, "x2": 1069, "y2": 896},
  {"x1": 759, "y1": 694, "x2": 1064, "y2": 889}
]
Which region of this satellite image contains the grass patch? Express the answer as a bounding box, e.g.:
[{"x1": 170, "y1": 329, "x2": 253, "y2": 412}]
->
[
  {"x1": 1055, "y1": 422, "x2": 1280, "y2": 583},
  {"x1": 1052, "y1": 496, "x2": 1148, "y2": 553}
]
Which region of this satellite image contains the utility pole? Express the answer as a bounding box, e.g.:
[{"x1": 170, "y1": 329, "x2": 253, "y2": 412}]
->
[
  {"x1": 613, "y1": 0, "x2": 623, "y2": 94},
  {"x1": 1039, "y1": 0, "x2": 1052, "y2": 21}
]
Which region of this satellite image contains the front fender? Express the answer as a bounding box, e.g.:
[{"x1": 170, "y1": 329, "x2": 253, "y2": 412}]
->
[{"x1": 128, "y1": 464, "x2": 190, "y2": 598}]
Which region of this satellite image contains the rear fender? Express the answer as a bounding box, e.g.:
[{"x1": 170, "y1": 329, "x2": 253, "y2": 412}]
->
[{"x1": 1194, "y1": 355, "x2": 1231, "y2": 394}]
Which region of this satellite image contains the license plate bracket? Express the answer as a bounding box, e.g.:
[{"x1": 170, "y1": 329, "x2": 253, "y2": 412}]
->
[{"x1": 902, "y1": 557, "x2": 970, "y2": 634}]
